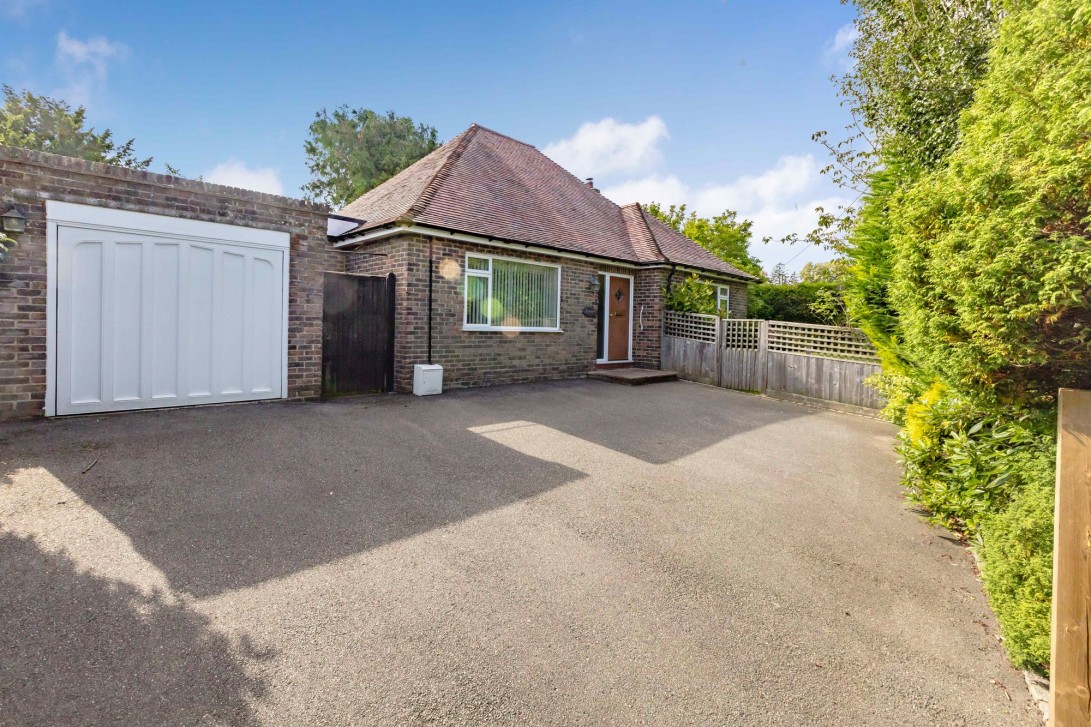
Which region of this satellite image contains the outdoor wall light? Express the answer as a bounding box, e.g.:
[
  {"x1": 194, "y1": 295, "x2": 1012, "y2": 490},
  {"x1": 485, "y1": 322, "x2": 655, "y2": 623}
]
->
[{"x1": 1, "y1": 202, "x2": 26, "y2": 235}]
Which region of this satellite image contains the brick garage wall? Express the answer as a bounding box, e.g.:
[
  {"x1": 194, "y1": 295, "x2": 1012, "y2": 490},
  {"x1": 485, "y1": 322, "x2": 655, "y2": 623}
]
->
[
  {"x1": 0, "y1": 146, "x2": 338, "y2": 420},
  {"x1": 360, "y1": 234, "x2": 638, "y2": 392}
]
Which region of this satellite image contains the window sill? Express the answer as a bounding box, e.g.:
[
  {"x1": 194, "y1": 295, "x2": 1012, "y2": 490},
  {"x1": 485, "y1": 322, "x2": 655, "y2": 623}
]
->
[{"x1": 462, "y1": 326, "x2": 564, "y2": 333}]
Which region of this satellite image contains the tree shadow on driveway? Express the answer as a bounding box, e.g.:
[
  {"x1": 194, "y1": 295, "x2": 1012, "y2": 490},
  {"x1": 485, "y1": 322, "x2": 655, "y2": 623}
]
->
[{"x1": 0, "y1": 532, "x2": 268, "y2": 726}]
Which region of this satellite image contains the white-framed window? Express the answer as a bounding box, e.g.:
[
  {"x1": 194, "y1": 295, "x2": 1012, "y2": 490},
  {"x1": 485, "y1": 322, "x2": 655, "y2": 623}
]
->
[
  {"x1": 716, "y1": 285, "x2": 731, "y2": 317},
  {"x1": 463, "y1": 253, "x2": 562, "y2": 331}
]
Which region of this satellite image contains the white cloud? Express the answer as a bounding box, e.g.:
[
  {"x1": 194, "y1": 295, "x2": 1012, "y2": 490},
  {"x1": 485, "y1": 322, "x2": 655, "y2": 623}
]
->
[
  {"x1": 204, "y1": 159, "x2": 284, "y2": 195},
  {"x1": 0, "y1": 0, "x2": 45, "y2": 19},
  {"x1": 54, "y1": 31, "x2": 129, "y2": 107},
  {"x1": 549, "y1": 117, "x2": 851, "y2": 272},
  {"x1": 598, "y1": 174, "x2": 689, "y2": 209},
  {"x1": 601, "y1": 155, "x2": 850, "y2": 272},
  {"x1": 824, "y1": 23, "x2": 859, "y2": 68},
  {"x1": 542, "y1": 116, "x2": 668, "y2": 179}
]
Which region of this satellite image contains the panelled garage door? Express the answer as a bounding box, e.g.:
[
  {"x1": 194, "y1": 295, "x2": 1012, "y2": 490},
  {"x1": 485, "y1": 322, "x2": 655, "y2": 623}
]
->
[{"x1": 48, "y1": 202, "x2": 289, "y2": 416}]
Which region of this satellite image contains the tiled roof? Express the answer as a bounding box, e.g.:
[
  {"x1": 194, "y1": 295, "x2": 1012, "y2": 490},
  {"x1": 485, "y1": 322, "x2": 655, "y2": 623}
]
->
[{"x1": 336, "y1": 124, "x2": 757, "y2": 281}]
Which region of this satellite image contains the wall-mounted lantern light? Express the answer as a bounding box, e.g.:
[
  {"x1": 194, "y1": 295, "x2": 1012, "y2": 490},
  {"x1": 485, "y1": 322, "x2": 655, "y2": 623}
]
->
[
  {"x1": 1, "y1": 202, "x2": 26, "y2": 235},
  {"x1": 588, "y1": 274, "x2": 600, "y2": 290}
]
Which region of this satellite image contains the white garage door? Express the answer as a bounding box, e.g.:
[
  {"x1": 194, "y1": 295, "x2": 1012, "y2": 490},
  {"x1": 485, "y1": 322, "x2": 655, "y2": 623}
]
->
[{"x1": 48, "y1": 202, "x2": 289, "y2": 416}]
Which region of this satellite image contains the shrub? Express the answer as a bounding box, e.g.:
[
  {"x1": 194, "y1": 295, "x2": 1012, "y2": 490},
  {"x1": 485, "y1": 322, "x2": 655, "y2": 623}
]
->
[
  {"x1": 747, "y1": 282, "x2": 845, "y2": 324},
  {"x1": 980, "y1": 475, "x2": 1055, "y2": 675},
  {"x1": 663, "y1": 273, "x2": 720, "y2": 316},
  {"x1": 899, "y1": 385, "x2": 1053, "y2": 536},
  {"x1": 865, "y1": 371, "x2": 923, "y2": 424}
]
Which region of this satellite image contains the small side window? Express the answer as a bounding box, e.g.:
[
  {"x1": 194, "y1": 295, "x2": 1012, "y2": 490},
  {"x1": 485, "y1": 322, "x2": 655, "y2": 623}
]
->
[{"x1": 717, "y1": 285, "x2": 731, "y2": 317}]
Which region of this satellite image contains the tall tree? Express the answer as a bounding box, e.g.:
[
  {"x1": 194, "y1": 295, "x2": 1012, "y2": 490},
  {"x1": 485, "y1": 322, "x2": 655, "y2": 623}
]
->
[
  {"x1": 643, "y1": 202, "x2": 764, "y2": 278},
  {"x1": 798, "y1": 259, "x2": 849, "y2": 283},
  {"x1": 0, "y1": 85, "x2": 152, "y2": 169},
  {"x1": 303, "y1": 108, "x2": 439, "y2": 208},
  {"x1": 790, "y1": 0, "x2": 1004, "y2": 252}
]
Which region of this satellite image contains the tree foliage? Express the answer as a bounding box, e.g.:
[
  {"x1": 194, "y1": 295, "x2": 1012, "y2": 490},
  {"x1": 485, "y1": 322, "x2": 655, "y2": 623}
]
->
[
  {"x1": 643, "y1": 202, "x2": 764, "y2": 278},
  {"x1": 792, "y1": 0, "x2": 1004, "y2": 251},
  {"x1": 798, "y1": 258, "x2": 849, "y2": 283},
  {"x1": 0, "y1": 85, "x2": 152, "y2": 170},
  {"x1": 887, "y1": 0, "x2": 1091, "y2": 404},
  {"x1": 303, "y1": 108, "x2": 439, "y2": 208},
  {"x1": 836, "y1": 0, "x2": 1003, "y2": 178},
  {"x1": 748, "y1": 282, "x2": 848, "y2": 325}
]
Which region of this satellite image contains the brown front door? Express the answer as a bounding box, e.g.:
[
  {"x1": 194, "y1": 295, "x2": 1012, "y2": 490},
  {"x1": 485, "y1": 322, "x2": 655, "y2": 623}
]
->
[{"x1": 607, "y1": 276, "x2": 631, "y2": 361}]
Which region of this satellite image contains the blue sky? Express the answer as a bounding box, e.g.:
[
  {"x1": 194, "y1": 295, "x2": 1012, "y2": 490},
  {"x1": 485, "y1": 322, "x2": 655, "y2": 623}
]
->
[{"x1": 2, "y1": 0, "x2": 858, "y2": 271}]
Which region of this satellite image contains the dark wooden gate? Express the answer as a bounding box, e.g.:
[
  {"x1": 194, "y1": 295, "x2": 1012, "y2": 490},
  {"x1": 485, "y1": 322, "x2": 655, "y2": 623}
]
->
[{"x1": 322, "y1": 272, "x2": 395, "y2": 396}]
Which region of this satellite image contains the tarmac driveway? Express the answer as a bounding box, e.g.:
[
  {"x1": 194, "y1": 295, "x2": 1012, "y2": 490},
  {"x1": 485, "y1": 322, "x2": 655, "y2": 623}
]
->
[{"x1": 0, "y1": 380, "x2": 1037, "y2": 725}]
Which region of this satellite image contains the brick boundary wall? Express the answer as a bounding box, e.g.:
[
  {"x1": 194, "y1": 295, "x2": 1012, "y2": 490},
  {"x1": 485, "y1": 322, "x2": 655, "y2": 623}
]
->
[{"x1": 0, "y1": 146, "x2": 338, "y2": 420}]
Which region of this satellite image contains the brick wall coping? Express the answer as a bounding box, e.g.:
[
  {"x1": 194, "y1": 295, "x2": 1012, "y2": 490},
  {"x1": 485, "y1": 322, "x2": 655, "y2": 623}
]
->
[{"x1": 0, "y1": 145, "x2": 328, "y2": 215}]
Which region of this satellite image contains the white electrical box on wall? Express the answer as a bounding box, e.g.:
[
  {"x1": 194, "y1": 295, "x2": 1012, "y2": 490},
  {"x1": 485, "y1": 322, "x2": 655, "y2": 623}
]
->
[{"x1": 413, "y1": 364, "x2": 443, "y2": 396}]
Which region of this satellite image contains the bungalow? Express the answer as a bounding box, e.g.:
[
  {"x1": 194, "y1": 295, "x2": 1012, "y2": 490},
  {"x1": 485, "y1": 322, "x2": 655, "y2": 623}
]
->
[
  {"x1": 328, "y1": 124, "x2": 757, "y2": 393},
  {"x1": 0, "y1": 125, "x2": 755, "y2": 419}
]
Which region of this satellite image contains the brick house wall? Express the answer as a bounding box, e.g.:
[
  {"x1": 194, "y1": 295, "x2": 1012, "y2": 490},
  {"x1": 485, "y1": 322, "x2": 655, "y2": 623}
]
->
[
  {"x1": 0, "y1": 146, "x2": 337, "y2": 420},
  {"x1": 633, "y1": 268, "x2": 668, "y2": 369},
  {"x1": 724, "y1": 279, "x2": 749, "y2": 319},
  {"x1": 346, "y1": 233, "x2": 652, "y2": 392},
  {"x1": 339, "y1": 232, "x2": 754, "y2": 393}
]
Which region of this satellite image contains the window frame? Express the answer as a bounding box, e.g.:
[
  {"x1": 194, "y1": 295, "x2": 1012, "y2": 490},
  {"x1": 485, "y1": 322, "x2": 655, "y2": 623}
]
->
[
  {"x1": 716, "y1": 284, "x2": 731, "y2": 317},
  {"x1": 462, "y1": 252, "x2": 563, "y2": 332}
]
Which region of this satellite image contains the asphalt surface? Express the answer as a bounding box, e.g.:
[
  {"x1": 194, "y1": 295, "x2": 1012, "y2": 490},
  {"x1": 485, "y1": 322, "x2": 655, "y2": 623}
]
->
[{"x1": 0, "y1": 379, "x2": 1037, "y2": 725}]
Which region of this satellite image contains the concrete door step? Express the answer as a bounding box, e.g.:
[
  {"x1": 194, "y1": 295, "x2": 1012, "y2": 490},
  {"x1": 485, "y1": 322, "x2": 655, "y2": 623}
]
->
[{"x1": 586, "y1": 368, "x2": 678, "y2": 386}]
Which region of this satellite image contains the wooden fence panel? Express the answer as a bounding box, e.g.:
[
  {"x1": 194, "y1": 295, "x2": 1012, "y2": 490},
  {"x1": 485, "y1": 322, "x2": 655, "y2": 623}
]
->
[
  {"x1": 1049, "y1": 389, "x2": 1091, "y2": 727},
  {"x1": 662, "y1": 335, "x2": 720, "y2": 386},
  {"x1": 660, "y1": 313, "x2": 884, "y2": 412},
  {"x1": 721, "y1": 348, "x2": 761, "y2": 391},
  {"x1": 765, "y1": 352, "x2": 883, "y2": 410},
  {"x1": 720, "y1": 319, "x2": 762, "y2": 391}
]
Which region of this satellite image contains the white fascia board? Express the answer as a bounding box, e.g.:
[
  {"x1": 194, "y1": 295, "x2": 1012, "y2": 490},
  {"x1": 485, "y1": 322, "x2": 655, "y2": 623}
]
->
[
  {"x1": 46, "y1": 200, "x2": 290, "y2": 249},
  {"x1": 647, "y1": 263, "x2": 755, "y2": 284}
]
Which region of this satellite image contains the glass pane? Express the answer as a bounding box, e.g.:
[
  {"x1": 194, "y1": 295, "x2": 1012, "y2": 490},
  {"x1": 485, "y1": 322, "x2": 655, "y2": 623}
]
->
[
  {"x1": 492, "y1": 259, "x2": 559, "y2": 328},
  {"x1": 465, "y1": 274, "x2": 489, "y2": 326},
  {"x1": 717, "y1": 286, "x2": 730, "y2": 317},
  {"x1": 466, "y1": 256, "x2": 490, "y2": 271}
]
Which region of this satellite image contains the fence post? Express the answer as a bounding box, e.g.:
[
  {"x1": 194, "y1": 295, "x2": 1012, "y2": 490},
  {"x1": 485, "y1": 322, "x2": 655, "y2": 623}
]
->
[
  {"x1": 715, "y1": 317, "x2": 724, "y2": 388},
  {"x1": 756, "y1": 320, "x2": 769, "y2": 393},
  {"x1": 1050, "y1": 388, "x2": 1091, "y2": 727}
]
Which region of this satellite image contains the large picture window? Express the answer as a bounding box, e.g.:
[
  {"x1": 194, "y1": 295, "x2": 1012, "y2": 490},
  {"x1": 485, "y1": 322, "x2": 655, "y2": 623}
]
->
[{"x1": 464, "y1": 254, "x2": 561, "y2": 331}]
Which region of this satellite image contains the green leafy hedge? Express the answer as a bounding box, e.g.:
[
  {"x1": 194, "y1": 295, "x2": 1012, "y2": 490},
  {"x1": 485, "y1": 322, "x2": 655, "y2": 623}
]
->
[
  {"x1": 842, "y1": 0, "x2": 1090, "y2": 675},
  {"x1": 980, "y1": 476, "x2": 1055, "y2": 672},
  {"x1": 747, "y1": 282, "x2": 843, "y2": 324}
]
